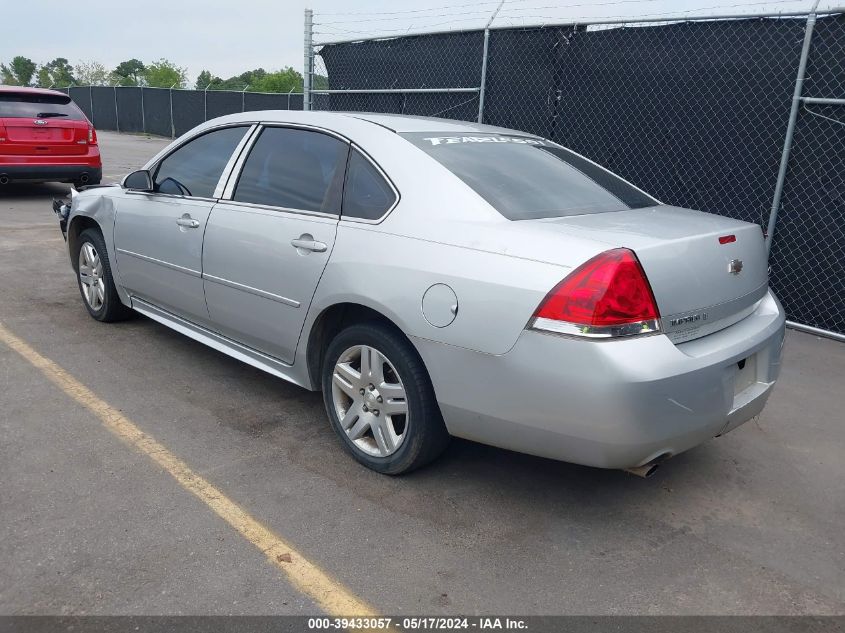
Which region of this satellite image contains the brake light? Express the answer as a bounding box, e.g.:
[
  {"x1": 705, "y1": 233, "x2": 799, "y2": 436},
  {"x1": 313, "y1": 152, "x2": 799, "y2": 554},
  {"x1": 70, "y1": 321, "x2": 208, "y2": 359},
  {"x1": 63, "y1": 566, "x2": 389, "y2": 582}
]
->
[
  {"x1": 530, "y1": 248, "x2": 661, "y2": 338},
  {"x1": 88, "y1": 125, "x2": 97, "y2": 145}
]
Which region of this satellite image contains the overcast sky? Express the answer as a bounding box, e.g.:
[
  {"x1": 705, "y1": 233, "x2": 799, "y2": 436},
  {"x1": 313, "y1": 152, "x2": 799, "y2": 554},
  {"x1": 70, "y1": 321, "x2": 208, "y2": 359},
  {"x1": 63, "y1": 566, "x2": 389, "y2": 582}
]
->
[{"x1": 1, "y1": 0, "x2": 831, "y2": 87}]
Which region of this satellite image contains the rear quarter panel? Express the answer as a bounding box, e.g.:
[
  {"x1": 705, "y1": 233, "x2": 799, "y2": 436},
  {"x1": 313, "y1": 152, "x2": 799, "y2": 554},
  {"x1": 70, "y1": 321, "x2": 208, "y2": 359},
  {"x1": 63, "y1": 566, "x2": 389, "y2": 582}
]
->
[{"x1": 308, "y1": 224, "x2": 569, "y2": 356}]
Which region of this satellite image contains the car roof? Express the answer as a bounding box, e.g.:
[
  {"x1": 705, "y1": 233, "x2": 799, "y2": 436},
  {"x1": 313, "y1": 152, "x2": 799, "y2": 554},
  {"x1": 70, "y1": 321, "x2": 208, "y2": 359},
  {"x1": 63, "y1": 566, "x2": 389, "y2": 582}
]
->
[
  {"x1": 195, "y1": 109, "x2": 539, "y2": 139},
  {"x1": 0, "y1": 85, "x2": 71, "y2": 97},
  {"x1": 340, "y1": 112, "x2": 539, "y2": 136}
]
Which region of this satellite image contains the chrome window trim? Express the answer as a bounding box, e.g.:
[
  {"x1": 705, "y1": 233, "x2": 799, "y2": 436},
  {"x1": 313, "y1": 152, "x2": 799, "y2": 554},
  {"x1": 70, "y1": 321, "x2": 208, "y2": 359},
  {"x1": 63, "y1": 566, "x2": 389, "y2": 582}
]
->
[
  {"x1": 219, "y1": 122, "x2": 402, "y2": 224},
  {"x1": 203, "y1": 273, "x2": 302, "y2": 308},
  {"x1": 257, "y1": 121, "x2": 352, "y2": 144},
  {"x1": 221, "y1": 124, "x2": 263, "y2": 199},
  {"x1": 213, "y1": 124, "x2": 259, "y2": 198},
  {"x1": 116, "y1": 247, "x2": 202, "y2": 278},
  {"x1": 124, "y1": 190, "x2": 218, "y2": 203},
  {"x1": 339, "y1": 142, "x2": 401, "y2": 225},
  {"x1": 214, "y1": 199, "x2": 339, "y2": 221},
  {"x1": 221, "y1": 122, "x2": 351, "y2": 217}
]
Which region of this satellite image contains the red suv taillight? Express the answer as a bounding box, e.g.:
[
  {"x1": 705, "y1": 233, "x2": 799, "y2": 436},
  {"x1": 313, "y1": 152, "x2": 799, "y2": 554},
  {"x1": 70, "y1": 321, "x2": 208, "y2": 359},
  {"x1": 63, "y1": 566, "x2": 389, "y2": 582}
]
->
[
  {"x1": 529, "y1": 248, "x2": 661, "y2": 339},
  {"x1": 88, "y1": 125, "x2": 97, "y2": 145}
]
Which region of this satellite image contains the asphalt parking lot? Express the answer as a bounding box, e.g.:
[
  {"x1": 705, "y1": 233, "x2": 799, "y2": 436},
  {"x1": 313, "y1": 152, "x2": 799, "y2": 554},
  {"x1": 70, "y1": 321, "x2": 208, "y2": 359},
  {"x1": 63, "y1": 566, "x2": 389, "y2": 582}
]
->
[{"x1": 1, "y1": 131, "x2": 843, "y2": 616}]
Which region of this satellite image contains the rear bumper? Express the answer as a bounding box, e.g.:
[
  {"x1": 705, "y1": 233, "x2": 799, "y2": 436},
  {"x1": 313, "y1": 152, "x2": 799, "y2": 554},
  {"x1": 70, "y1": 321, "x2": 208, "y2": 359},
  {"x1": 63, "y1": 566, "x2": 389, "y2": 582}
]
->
[
  {"x1": 0, "y1": 164, "x2": 102, "y2": 184},
  {"x1": 414, "y1": 290, "x2": 786, "y2": 470},
  {"x1": 0, "y1": 147, "x2": 101, "y2": 183}
]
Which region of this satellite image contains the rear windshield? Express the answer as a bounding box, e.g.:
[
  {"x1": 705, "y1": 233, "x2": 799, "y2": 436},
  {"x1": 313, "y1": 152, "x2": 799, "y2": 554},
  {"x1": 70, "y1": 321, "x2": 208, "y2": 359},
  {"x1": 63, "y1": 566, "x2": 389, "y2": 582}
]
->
[
  {"x1": 0, "y1": 93, "x2": 86, "y2": 120},
  {"x1": 402, "y1": 132, "x2": 657, "y2": 220}
]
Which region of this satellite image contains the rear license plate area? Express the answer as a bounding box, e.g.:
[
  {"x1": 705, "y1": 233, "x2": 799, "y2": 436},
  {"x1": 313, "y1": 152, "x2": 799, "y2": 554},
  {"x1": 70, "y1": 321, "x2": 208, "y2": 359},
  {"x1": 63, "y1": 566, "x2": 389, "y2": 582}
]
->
[
  {"x1": 32, "y1": 129, "x2": 62, "y2": 140},
  {"x1": 733, "y1": 353, "x2": 757, "y2": 397},
  {"x1": 8, "y1": 128, "x2": 63, "y2": 141}
]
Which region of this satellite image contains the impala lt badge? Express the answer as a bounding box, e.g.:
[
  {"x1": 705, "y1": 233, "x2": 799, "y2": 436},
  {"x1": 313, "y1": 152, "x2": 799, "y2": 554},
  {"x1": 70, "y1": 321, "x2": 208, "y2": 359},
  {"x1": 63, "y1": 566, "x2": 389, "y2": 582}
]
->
[
  {"x1": 34, "y1": 119, "x2": 48, "y2": 126},
  {"x1": 670, "y1": 313, "x2": 708, "y2": 328},
  {"x1": 729, "y1": 259, "x2": 743, "y2": 275}
]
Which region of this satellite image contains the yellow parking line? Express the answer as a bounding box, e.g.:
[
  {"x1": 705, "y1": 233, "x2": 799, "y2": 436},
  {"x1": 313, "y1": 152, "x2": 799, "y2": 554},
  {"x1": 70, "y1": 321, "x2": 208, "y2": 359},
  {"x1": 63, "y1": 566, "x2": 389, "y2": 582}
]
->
[{"x1": 0, "y1": 322, "x2": 376, "y2": 617}]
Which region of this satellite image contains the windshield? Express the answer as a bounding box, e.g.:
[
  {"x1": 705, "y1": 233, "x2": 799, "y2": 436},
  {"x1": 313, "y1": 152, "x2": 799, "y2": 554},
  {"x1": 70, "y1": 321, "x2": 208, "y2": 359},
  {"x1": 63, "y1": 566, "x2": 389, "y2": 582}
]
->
[
  {"x1": 0, "y1": 93, "x2": 86, "y2": 120},
  {"x1": 402, "y1": 132, "x2": 657, "y2": 220}
]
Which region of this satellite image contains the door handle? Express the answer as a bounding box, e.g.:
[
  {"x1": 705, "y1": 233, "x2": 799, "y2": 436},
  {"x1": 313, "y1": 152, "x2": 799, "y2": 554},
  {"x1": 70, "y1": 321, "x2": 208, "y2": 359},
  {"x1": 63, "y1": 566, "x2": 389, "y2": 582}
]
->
[
  {"x1": 176, "y1": 215, "x2": 200, "y2": 229},
  {"x1": 291, "y1": 237, "x2": 328, "y2": 253}
]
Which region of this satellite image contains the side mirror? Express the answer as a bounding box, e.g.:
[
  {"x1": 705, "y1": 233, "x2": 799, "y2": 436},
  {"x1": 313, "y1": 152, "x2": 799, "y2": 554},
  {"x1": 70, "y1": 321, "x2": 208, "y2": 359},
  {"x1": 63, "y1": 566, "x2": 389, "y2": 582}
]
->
[{"x1": 123, "y1": 169, "x2": 153, "y2": 191}]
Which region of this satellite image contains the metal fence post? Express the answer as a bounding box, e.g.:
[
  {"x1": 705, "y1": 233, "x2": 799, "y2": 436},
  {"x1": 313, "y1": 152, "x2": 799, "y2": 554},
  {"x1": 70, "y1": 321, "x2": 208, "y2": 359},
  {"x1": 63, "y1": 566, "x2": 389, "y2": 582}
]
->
[
  {"x1": 303, "y1": 8, "x2": 314, "y2": 111},
  {"x1": 765, "y1": 0, "x2": 820, "y2": 255},
  {"x1": 89, "y1": 86, "x2": 95, "y2": 127},
  {"x1": 140, "y1": 87, "x2": 146, "y2": 133},
  {"x1": 204, "y1": 82, "x2": 212, "y2": 121},
  {"x1": 242, "y1": 84, "x2": 249, "y2": 112},
  {"x1": 113, "y1": 86, "x2": 120, "y2": 132},
  {"x1": 478, "y1": 0, "x2": 504, "y2": 123},
  {"x1": 169, "y1": 82, "x2": 177, "y2": 139},
  {"x1": 478, "y1": 31, "x2": 491, "y2": 123}
]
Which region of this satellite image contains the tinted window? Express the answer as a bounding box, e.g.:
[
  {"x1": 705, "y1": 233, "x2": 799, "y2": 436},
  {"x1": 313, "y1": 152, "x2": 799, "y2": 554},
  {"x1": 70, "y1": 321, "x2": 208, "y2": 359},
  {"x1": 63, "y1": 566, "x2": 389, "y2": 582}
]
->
[
  {"x1": 154, "y1": 126, "x2": 248, "y2": 198},
  {"x1": 234, "y1": 127, "x2": 348, "y2": 214},
  {"x1": 342, "y1": 150, "x2": 396, "y2": 220},
  {"x1": 0, "y1": 92, "x2": 86, "y2": 120},
  {"x1": 402, "y1": 133, "x2": 657, "y2": 220}
]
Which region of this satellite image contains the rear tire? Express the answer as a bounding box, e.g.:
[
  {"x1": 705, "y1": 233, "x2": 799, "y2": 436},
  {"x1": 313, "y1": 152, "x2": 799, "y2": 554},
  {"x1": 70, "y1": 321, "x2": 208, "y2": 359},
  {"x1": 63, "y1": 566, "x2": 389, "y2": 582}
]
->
[
  {"x1": 75, "y1": 228, "x2": 133, "y2": 322},
  {"x1": 322, "y1": 322, "x2": 450, "y2": 475}
]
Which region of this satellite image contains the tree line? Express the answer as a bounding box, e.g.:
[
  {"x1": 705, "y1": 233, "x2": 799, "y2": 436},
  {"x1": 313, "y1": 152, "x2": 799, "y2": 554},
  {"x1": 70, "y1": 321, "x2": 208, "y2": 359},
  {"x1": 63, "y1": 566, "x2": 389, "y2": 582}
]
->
[{"x1": 1, "y1": 56, "x2": 321, "y2": 93}]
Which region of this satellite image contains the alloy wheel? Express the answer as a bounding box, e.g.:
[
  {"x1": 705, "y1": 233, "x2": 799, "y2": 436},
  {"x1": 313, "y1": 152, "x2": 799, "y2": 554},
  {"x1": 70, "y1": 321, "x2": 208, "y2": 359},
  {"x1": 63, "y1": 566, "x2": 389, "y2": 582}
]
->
[
  {"x1": 331, "y1": 344, "x2": 409, "y2": 457},
  {"x1": 78, "y1": 242, "x2": 105, "y2": 311}
]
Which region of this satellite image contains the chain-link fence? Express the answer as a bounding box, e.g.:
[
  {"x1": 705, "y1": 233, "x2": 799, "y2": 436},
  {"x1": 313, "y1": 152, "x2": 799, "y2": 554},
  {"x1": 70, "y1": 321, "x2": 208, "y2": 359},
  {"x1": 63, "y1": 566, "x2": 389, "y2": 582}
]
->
[
  {"x1": 311, "y1": 30, "x2": 485, "y2": 119},
  {"x1": 307, "y1": 7, "x2": 845, "y2": 340},
  {"x1": 768, "y1": 11, "x2": 845, "y2": 340},
  {"x1": 55, "y1": 85, "x2": 303, "y2": 138}
]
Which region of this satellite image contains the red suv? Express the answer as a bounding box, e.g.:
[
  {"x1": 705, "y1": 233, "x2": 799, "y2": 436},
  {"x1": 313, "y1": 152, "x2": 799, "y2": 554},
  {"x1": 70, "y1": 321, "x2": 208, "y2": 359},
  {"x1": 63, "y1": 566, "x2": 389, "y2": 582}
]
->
[{"x1": 0, "y1": 86, "x2": 101, "y2": 187}]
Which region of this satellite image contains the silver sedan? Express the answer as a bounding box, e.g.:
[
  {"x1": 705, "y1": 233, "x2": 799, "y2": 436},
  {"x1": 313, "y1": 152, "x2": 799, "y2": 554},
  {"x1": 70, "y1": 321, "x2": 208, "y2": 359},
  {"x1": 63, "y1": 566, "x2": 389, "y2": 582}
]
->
[{"x1": 55, "y1": 111, "x2": 785, "y2": 476}]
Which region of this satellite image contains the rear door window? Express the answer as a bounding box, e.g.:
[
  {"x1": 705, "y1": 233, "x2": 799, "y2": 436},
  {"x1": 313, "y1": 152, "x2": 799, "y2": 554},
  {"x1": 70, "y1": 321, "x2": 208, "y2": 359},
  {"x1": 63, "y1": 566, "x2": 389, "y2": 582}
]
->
[
  {"x1": 154, "y1": 126, "x2": 248, "y2": 198},
  {"x1": 402, "y1": 132, "x2": 657, "y2": 220},
  {"x1": 342, "y1": 149, "x2": 397, "y2": 220},
  {"x1": 0, "y1": 92, "x2": 86, "y2": 120},
  {"x1": 233, "y1": 127, "x2": 349, "y2": 214}
]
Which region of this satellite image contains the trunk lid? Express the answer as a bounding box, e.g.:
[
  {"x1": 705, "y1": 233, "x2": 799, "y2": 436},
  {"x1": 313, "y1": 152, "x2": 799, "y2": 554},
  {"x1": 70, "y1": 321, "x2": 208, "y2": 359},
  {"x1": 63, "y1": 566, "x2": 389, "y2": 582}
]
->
[
  {"x1": 526, "y1": 206, "x2": 769, "y2": 343},
  {"x1": 0, "y1": 117, "x2": 90, "y2": 156},
  {"x1": 0, "y1": 90, "x2": 91, "y2": 157}
]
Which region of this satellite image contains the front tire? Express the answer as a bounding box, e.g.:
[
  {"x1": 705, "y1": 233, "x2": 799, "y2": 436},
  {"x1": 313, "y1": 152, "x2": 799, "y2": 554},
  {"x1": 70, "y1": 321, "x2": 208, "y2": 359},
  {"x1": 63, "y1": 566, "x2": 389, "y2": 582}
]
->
[
  {"x1": 322, "y1": 322, "x2": 449, "y2": 475},
  {"x1": 75, "y1": 228, "x2": 133, "y2": 322}
]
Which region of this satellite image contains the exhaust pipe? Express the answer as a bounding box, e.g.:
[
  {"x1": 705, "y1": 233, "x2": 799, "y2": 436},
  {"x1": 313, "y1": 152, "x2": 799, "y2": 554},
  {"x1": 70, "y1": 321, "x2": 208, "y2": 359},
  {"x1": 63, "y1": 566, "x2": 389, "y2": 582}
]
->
[
  {"x1": 79, "y1": 173, "x2": 90, "y2": 184},
  {"x1": 624, "y1": 462, "x2": 660, "y2": 478},
  {"x1": 0, "y1": 175, "x2": 9, "y2": 185}
]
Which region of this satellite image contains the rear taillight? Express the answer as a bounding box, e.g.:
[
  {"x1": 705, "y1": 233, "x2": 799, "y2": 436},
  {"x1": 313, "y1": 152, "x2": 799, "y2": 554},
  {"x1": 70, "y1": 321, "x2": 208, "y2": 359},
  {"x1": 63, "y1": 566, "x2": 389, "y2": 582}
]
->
[
  {"x1": 88, "y1": 125, "x2": 97, "y2": 145},
  {"x1": 530, "y1": 248, "x2": 661, "y2": 339},
  {"x1": 0, "y1": 123, "x2": 6, "y2": 143}
]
